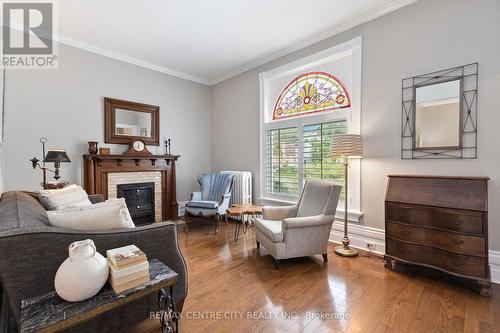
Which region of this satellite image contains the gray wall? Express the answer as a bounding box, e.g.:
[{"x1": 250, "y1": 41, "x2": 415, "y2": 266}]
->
[
  {"x1": 3, "y1": 43, "x2": 212, "y2": 201},
  {"x1": 211, "y1": 0, "x2": 500, "y2": 250}
]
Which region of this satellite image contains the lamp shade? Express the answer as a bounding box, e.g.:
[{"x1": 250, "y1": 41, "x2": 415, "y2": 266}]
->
[
  {"x1": 330, "y1": 134, "x2": 363, "y2": 158},
  {"x1": 44, "y1": 150, "x2": 71, "y2": 163}
]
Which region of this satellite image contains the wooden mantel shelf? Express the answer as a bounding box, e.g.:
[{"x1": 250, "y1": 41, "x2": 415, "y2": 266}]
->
[
  {"x1": 83, "y1": 154, "x2": 180, "y2": 160},
  {"x1": 83, "y1": 153, "x2": 180, "y2": 220}
]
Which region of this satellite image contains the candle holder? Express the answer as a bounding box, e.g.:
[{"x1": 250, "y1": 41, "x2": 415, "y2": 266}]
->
[{"x1": 165, "y1": 139, "x2": 171, "y2": 155}]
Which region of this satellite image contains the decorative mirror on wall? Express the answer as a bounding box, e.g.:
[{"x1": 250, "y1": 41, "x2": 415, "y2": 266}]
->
[
  {"x1": 401, "y1": 63, "x2": 478, "y2": 159},
  {"x1": 104, "y1": 97, "x2": 160, "y2": 146}
]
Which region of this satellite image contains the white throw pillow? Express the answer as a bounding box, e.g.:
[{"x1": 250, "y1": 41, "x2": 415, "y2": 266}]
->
[
  {"x1": 47, "y1": 198, "x2": 135, "y2": 230},
  {"x1": 39, "y1": 185, "x2": 91, "y2": 210}
]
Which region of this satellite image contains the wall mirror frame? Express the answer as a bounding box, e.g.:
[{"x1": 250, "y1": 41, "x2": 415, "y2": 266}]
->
[
  {"x1": 104, "y1": 97, "x2": 160, "y2": 146},
  {"x1": 401, "y1": 63, "x2": 478, "y2": 159}
]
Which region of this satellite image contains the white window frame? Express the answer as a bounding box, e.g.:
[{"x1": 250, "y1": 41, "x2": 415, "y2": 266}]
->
[{"x1": 259, "y1": 36, "x2": 362, "y2": 222}]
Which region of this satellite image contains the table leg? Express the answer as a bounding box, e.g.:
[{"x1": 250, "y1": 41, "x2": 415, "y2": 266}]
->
[
  {"x1": 158, "y1": 286, "x2": 178, "y2": 333},
  {"x1": 243, "y1": 214, "x2": 254, "y2": 234},
  {"x1": 234, "y1": 219, "x2": 241, "y2": 242}
]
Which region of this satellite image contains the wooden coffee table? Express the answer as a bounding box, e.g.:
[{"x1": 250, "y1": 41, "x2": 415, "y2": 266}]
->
[{"x1": 225, "y1": 204, "x2": 263, "y2": 241}]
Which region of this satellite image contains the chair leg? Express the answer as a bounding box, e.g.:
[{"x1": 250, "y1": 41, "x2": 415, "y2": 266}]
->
[
  {"x1": 273, "y1": 259, "x2": 280, "y2": 270},
  {"x1": 256, "y1": 241, "x2": 260, "y2": 249},
  {"x1": 224, "y1": 214, "x2": 229, "y2": 226},
  {"x1": 322, "y1": 253, "x2": 328, "y2": 262},
  {"x1": 213, "y1": 214, "x2": 219, "y2": 235}
]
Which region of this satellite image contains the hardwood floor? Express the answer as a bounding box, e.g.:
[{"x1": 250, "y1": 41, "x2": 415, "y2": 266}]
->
[{"x1": 132, "y1": 220, "x2": 500, "y2": 333}]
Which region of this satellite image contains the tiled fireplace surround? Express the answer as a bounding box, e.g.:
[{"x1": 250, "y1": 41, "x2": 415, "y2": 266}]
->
[
  {"x1": 83, "y1": 154, "x2": 179, "y2": 221},
  {"x1": 107, "y1": 172, "x2": 163, "y2": 223}
]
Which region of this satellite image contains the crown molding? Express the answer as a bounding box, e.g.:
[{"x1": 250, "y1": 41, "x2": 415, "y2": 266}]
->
[
  {"x1": 55, "y1": 35, "x2": 211, "y2": 85},
  {"x1": 2, "y1": 23, "x2": 210, "y2": 84},
  {"x1": 209, "y1": 0, "x2": 418, "y2": 85}
]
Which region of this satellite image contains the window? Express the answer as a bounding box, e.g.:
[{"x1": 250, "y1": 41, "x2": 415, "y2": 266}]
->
[
  {"x1": 265, "y1": 120, "x2": 347, "y2": 197},
  {"x1": 265, "y1": 72, "x2": 350, "y2": 198},
  {"x1": 273, "y1": 72, "x2": 350, "y2": 120},
  {"x1": 260, "y1": 36, "x2": 362, "y2": 218},
  {"x1": 265, "y1": 127, "x2": 299, "y2": 194},
  {"x1": 303, "y1": 120, "x2": 347, "y2": 199}
]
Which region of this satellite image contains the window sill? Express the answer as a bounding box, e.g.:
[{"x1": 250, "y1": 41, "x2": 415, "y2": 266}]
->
[{"x1": 257, "y1": 196, "x2": 363, "y2": 223}]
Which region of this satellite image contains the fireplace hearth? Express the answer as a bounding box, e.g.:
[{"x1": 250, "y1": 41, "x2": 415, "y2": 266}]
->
[{"x1": 117, "y1": 182, "x2": 155, "y2": 226}]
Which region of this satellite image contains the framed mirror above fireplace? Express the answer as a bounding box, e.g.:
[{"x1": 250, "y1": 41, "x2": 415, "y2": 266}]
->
[{"x1": 104, "y1": 97, "x2": 160, "y2": 146}]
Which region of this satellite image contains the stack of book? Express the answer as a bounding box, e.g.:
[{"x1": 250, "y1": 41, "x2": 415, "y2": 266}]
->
[{"x1": 107, "y1": 245, "x2": 150, "y2": 293}]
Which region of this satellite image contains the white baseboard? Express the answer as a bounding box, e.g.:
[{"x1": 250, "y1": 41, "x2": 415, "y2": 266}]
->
[
  {"x1": 330, "y1": 221, "x2": 386, "y2": 255},
  {"x1": 489, "y1": 250, "x2": 500, "y2": 284},
  {"x1": 329, "y1": 223, "x2": 500, "y2": 284}
]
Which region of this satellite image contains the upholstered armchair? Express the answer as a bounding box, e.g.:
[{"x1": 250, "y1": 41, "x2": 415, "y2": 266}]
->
[
  {"x1": 254, "y1": 180, "x2": 342, "y2": 268},
  {"x1": 185, "y1": 173, "x2": 235, "y2": 234}
]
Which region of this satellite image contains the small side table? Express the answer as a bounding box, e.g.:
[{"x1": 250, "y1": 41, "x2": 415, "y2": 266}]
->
[
  {"x1": 20, "y1": 259, "x2": 179, "y2": 333},
  {"x1": 226, "y1": 204, "x2": 263, "y2": 241}
]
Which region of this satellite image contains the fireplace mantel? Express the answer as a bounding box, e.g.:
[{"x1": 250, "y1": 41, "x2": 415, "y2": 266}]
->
[{"x1": 83, "y1": 154, "x2": 180, "y2": 220}]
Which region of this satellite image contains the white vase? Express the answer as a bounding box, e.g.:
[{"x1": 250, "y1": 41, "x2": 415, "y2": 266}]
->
[{"x1": 54, "y1": 239, "x2": 109, "y2": 302}]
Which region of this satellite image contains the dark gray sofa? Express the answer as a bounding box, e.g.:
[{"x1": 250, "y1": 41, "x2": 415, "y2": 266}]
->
[{"x1": 0, "y1": 191, "x2": 188, "y2": 332}]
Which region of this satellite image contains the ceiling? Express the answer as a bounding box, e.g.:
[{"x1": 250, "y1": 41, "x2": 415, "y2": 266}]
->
[{"x1": 56, "y1": 0, "x2": 416, "y2": 85}]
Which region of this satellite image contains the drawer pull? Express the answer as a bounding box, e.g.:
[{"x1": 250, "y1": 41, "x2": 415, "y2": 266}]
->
[
  {"x1": 452, "y1": 220, "x2": 462, "y2": 226},
  {"x1": 401, "y1": 230, "x2": 411, "y2": 237},
  {"x1": 452, "y1": 239, "x2": 465, "y2": 245}
]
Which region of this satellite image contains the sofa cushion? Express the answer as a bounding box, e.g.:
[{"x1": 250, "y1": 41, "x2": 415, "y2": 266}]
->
[
  {"x1": 253, "y1": 218, "x2": 283, "y2": 243},
  {"x1": 0, "y1": 191, "x2": 50, "y2": 231},
  {"x1": 186, "y1": 201, "x2": 219, "y2": 209},
  {"x1": 47, "y1": 198, "x2": 135, "y2": 230},
  {"x1": 38, "y1": 184, "x2": 92, "y2": 211}
]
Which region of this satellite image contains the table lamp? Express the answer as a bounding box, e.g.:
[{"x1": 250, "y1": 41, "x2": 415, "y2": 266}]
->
[
  {"x1": 330, "y1": 134, "x2": 363, "y2": 257},
  {"x1": 44, "y1": 150, "x2": 71, "y2": 181},
  {"x1": 30, "y1": 138, "x2": 71, "y2": 189}
]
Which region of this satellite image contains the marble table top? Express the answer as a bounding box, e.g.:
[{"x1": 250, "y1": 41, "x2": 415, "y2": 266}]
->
[{"x1": 20, "y1": 259, "x2": 178, "y2": 333}]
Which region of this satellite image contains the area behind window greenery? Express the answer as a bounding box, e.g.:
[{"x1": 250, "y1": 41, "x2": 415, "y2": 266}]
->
[{"x1": 267, "y1": 120, "x2": 347, "y2": 199}]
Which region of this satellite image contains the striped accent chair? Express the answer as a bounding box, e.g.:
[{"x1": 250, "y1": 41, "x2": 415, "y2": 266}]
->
[
  {"x1": 185, "y1": 173, "x2": 234, "y2": 234},
  {"x1": 254, "y1": 180, "x2": 342, "y2": 268}
]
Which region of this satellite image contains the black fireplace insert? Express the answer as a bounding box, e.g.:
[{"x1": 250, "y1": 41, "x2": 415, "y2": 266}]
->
[{"x1": 117, "y1": 182, "x2": 155, "y2": 226}]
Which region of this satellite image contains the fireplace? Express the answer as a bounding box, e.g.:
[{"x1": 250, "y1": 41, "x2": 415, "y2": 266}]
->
[
  {"x1": 117, "y1": 182, "x2": 155, "y2": 226},
  {"x1": 83, "y1": 154, "x2": 179, "y2": 221}
]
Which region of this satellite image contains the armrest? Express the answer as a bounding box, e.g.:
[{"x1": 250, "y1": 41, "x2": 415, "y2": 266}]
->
[
  {"x1": 0, "y1": 223, "x2": 188, "y2": 323},
  {"x1": 262, "y1": 205, "x2": 297, "y2": 220},
  {"x1": 88, "y1": 194, "x2": 104, "y2": 204},
  {"x1": 190, "y1": 191, "x2": 202, "y2": 201},
  {"x1": 219, "y1": 193, "x2": 231, "y2": 208},
  {"x1": 282, "y1": 214, "x2": 333, "y2": 229}
]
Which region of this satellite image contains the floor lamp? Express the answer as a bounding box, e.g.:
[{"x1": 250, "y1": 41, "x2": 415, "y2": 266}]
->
[{"x1": 330, "y1": 134, "x2": 363, "y2": 257}]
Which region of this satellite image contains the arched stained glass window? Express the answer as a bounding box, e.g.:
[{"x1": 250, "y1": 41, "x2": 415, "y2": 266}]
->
[{"x1": 273, "y1": 71, "x2": 350, "y2": 120}]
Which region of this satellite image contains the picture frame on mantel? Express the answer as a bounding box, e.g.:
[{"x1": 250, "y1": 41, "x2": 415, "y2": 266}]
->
[{"x1": 104, "y1": 97, "x2": 160, "y2": 146}]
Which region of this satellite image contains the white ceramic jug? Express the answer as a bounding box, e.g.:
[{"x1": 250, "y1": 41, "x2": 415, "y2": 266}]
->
[{"x1": 54, "y1": 239, "x2": 109, "y2": 302}]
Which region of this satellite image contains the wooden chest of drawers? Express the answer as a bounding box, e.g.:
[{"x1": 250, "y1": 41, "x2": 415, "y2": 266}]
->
[{"x1": 384, "y1": 175, "x2": 490, "y2": 296}]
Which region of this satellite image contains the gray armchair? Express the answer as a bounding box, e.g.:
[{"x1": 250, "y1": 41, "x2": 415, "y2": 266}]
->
[
  {"x1": 254, "y1": 180, "x2": 342, "y2": 268},
  {"x1": 184, "y1": 173, "x2": 234, "y2": 234}
]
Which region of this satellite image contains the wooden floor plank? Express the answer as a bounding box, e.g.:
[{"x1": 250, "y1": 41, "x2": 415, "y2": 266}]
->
[{"x1": 130, "y1": 221, "x2": 498, "y2": 333}]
